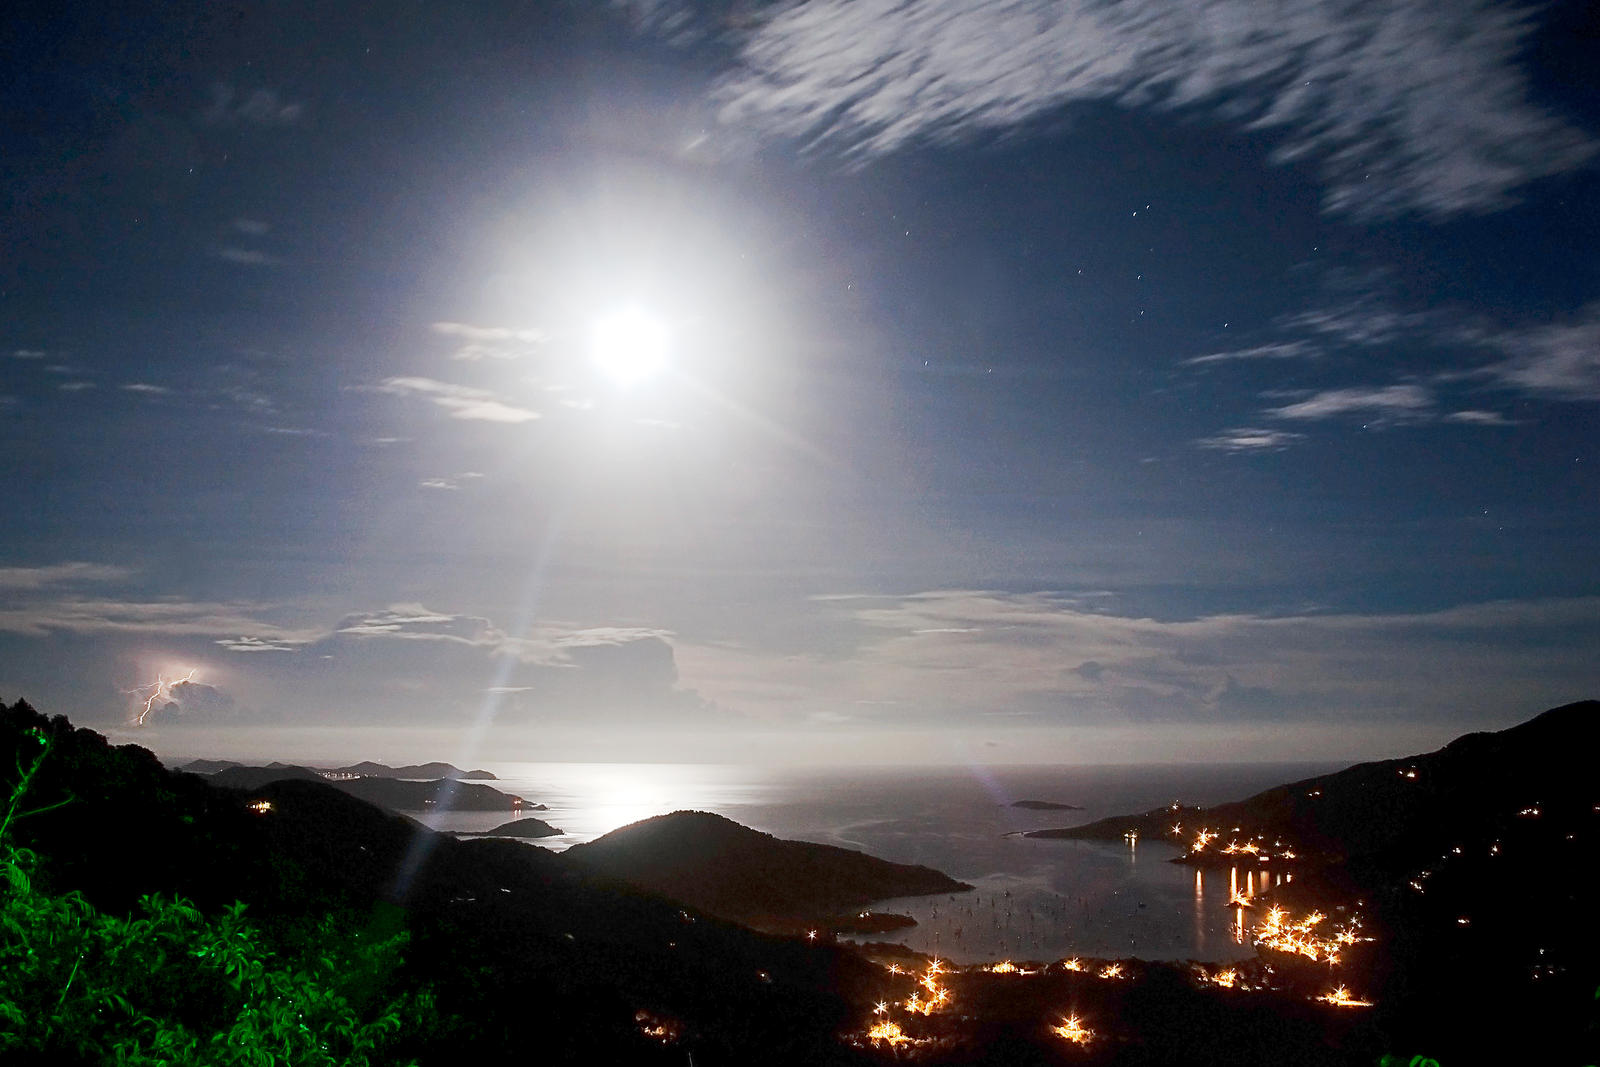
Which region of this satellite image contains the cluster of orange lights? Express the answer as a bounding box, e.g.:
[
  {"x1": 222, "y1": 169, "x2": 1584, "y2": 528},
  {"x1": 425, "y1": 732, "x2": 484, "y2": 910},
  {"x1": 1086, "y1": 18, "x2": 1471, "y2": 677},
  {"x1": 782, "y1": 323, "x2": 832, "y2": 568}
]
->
[
  {"x1": 1180, "y1": 825, "x2": 1298, "y2": 864},
  {"x1": 856, "y1": 938, "x2": 1378, "y2": 1054},
  {"x1": 1051, "y1": 1014, "x2": 1093, "y2": 1045},
  {"x1": 1254, "y1": 905, "x2": 1370, "y2": 965},
  {"x1": 1316, "y1": 985, "x2": 1373, "y2": 1008},
  {"x1": 861, "y1": 954, "x2": 1116, "y2": 1051},
  {"x1": 860, "y1": 958, "x2": 951, "y2": 1049},
  {"x1": 866, "y1": 1018, "x2": 909, "y2": 1046},
  {"x1": 633, "y1": 1010, "x2": 680, "y2": 1044}
]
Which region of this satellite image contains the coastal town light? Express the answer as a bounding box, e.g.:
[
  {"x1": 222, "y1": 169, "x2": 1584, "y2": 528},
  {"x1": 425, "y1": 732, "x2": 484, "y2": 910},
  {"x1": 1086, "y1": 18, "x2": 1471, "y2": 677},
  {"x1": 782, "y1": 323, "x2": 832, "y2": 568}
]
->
[{"x1": 1051, "y1": 1013, "x2": 1094, "y2": 1045}]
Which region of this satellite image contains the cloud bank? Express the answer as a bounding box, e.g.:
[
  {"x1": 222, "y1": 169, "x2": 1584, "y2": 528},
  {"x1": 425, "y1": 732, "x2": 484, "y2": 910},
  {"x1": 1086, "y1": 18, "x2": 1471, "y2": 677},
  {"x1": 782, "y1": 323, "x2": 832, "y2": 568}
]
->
[{"x1": 679, "y1": 590, "x2": 1600, "y2": 729}]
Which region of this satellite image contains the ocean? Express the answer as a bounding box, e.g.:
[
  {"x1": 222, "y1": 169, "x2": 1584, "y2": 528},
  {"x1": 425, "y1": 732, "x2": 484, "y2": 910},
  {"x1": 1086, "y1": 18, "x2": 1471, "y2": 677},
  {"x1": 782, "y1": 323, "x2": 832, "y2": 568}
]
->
[{"x1": 414, "y1": 761, "x2": 1343, "y2": 964}]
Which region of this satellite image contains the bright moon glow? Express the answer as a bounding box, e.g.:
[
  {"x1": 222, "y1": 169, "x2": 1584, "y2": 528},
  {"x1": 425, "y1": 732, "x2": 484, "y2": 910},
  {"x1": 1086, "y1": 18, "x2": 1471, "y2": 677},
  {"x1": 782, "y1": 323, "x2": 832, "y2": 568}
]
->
[{"x1": 590, "y1": 308, "x2": 671, "y2": 387}]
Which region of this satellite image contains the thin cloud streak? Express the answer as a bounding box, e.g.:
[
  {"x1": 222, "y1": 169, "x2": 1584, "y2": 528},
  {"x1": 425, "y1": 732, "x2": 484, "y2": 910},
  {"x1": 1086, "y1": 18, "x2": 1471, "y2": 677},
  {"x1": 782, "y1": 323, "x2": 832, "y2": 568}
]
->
[
  {"x1": 1184, "y1": 341, "x2": 1317, "y2": 367},
  {"x1": 1265, "y1": 384, "x2": 1433, "y2": 421},
  {"x1": 0, "y1": 563, "x2": 134, "y2": 591},
  {"x1": 378, "y1": 376, "x2": 541, "y2": 423},
  {"x1": 1195, "y1": 426, "x2": 1306, "y2": 452}
]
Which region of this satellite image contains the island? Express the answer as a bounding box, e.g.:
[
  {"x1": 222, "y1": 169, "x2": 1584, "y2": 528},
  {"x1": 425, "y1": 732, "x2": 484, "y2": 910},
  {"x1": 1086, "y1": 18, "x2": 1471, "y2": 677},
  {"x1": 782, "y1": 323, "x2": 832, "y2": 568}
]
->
[
  {"x1": 563, "y1": 810, "x2": 970, "y2": 934},
  {"x1": 1009, "y1": 799, "x2": 1082, "y2": 811},
  {"x1": 202, "y1": 763, "x2": 542, "y2": 812},
  {"x1": 449, "y1": 816, "x2": 564, "y2": 839},
  {"x1": 329, "y1": 760, "x2": 498, "y2": 780}
]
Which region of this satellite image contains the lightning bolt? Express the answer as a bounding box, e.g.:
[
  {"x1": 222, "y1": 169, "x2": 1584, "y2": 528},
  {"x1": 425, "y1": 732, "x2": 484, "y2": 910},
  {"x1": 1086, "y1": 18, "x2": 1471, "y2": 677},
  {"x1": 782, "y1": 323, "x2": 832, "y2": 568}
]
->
[{"x1": 126, "y1": 668, "x2": 197, "y2": 725}]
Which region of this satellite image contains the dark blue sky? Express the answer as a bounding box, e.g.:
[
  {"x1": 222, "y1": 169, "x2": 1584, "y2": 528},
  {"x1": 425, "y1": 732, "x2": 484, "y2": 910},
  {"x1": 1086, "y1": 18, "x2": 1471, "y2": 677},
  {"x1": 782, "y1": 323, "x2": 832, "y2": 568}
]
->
[{"x1": 3, "y1": 0, "x2": 1597, "y2": 764}]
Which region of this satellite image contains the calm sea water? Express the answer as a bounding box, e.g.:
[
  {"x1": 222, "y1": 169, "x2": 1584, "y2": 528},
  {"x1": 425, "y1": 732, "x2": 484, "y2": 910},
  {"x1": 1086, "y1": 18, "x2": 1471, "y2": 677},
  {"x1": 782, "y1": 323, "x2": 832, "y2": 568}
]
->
[{"x1": 415, "y1": 761, "x2": 1340, "y2": 964}]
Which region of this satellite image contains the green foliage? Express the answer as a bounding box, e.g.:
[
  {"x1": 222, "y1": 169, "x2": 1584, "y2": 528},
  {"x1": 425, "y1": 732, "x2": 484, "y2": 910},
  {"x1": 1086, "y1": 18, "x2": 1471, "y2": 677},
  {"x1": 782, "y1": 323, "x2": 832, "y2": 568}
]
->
[
  {"x1": 0, "y1": 733, "x2": 431, "y2": 1066},
  {"x1": 1377, "y1": 1055, "x2": 1441, "y2": 1067}
]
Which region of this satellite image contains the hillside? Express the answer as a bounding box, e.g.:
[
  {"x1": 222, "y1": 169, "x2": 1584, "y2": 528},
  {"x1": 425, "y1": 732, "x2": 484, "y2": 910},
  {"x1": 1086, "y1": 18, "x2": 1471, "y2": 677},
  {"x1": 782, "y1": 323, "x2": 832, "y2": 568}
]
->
[
  {"x1": 0, "y1": 700, "x2": 884, "y2": 1066},
  {"x1": 564, "y1": 810, "x2": 970, "y2": 927},
  {"x1": 1024, "y1": 700, "x2": 1600, "y2": 1064},
  {"x1": 1028, "y1": 700, "x2": 1599, "y2": 872}
]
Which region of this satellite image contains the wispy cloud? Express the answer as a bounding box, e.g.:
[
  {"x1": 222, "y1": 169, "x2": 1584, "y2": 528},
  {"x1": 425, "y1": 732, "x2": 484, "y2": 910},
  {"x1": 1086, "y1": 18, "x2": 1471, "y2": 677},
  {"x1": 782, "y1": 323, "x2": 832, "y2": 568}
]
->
[
  {"x1": 418, "y1": 471, "x2": 485, "y2": 491},
  {"x1": 1183, "y1": 341, "x2": 1317, "y2": 367},
  {"x1": 1444, "y1": 409, "x2": 1516, "y2": 426},
  {"x1": 0, "y1": 597, "x2": 319, "y2": 642},
  {"x1": 120, "y1": 382, "x2": 171, "y2": 396},
  {"x1": 215, "y1": 636, "x2": 303, "y2": 653},
  {"x1": 215, "y1": 247, "x2": 283, "y2": 267},
  {"x1": 378, "y1": 376, "x2": 541, "y2": 423},
  {"x1": 1265, "y1": 384, "x2": 1433, "y2": 421},
  {"x1": 706, "y1": 0, "x2": 1594, "y2": 219},
  {"x1": 333, "y1": 604, "x2": 501, "y2": 644},
  {"x1": 431, "y1": 322, "x2": 545, "y2": 344},
  {"x1": 430, "y1": 321, "x2": 547, "y2": 362},
  {"x1": 10, "y1": 349, "x2": 46, "y2": 360},
  {"x1": 0, "y1": 562, "x2": 133, "y2": 592},
  {"x1": 1195, "y1": 426, "x2": 1306, "y2": 452},
  {"x1": 200, "y1": 85, "x2": 304, "y2": 127},
  {"x1": 1483, "y1": 304, "x2": 1600, "y2": 401}
]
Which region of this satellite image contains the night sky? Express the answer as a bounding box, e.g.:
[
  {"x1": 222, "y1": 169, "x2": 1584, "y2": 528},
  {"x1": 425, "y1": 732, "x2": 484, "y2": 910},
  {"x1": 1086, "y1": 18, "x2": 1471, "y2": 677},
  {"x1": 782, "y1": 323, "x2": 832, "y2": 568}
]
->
[{"x1": 3, "y1": 0, "x2": 1597, "y2": 766}]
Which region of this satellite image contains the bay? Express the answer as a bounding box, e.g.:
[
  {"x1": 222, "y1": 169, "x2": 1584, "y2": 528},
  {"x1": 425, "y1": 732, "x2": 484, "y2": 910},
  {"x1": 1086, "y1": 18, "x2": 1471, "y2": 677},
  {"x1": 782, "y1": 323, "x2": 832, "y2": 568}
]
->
[{"x1": 413, "y1": 760, "x2": 1341, "y2": 963}]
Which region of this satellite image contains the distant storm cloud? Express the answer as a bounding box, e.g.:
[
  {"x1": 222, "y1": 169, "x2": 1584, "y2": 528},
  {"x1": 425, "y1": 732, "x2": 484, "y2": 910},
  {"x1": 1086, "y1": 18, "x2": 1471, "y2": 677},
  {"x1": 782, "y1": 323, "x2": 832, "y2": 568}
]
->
[
  {"x1": 693, "y1": 0, "x2": 1594, "y2": 220},
  {"x1": 165, "y1": 680, "x2": 234, "y2": 715}
]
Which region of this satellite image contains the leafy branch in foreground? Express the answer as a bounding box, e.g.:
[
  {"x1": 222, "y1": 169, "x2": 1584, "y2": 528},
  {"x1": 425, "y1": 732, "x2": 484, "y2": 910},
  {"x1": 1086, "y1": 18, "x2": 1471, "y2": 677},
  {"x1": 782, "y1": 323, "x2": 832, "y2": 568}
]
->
[{"x1": 0, "y1": 727, "x2": 431, "y2": 1066}]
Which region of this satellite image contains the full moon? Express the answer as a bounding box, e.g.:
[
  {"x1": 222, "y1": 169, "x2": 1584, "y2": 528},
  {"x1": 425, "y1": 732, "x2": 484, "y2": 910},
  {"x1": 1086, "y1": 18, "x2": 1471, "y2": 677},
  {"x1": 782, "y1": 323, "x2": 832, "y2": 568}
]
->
[{"x1": 590, "y1": 307, "x2": 671, "y2": 387}]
